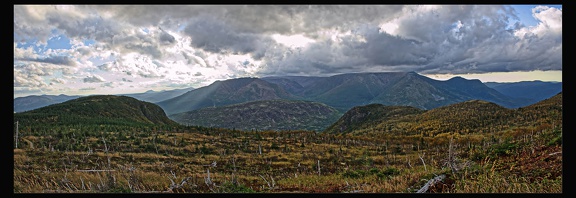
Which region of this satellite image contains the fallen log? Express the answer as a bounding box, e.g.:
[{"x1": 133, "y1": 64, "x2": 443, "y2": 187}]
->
[{"x1": 416, "y1": 174, "x2": 446, "y2": 193}]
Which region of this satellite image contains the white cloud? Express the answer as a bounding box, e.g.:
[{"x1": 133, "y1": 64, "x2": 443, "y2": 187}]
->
[
  {"x1": 83, "y1": 74, "x2": 106, "y2": 83},
  {"x1": 272, "y1": 34, "x2": 316, "y2": 49}
]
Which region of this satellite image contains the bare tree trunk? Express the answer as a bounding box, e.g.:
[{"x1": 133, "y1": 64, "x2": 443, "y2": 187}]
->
[
  {"x1": 153, "y1": 134, "x2": 159, "y2": 155},
  {"x1": 448, "y1": 137, "x2": 457, "y2": 174},
  {"x1": 317, "y1": 160, "x2": 321, "y2": 176},
  {"x1": 101, "y1": 136, "x2": 111, "y2": 169},
  {"x1": 258, "y1": 142, "x2": 262, "y2": 155},
  {"x1": 15, "y1": 121, "x2": 19, "y2": 149},
  {"x1": 418, "y1": 152, "x2": 427, "y2": 172}
]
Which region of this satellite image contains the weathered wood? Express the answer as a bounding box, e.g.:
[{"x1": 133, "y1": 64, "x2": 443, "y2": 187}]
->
[{"x1": 416, "y1": 174, "x2": 446, "y2": 193}]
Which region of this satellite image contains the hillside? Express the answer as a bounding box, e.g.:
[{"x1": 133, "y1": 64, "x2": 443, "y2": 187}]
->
[
  {"x1": 156, "y1": 78, "x2": 300, "y2": 115},
  {"x1": 323, "y1": 104, "x2": 424, "y2": 134},
  {"x1": 325, "y1": 98, "x2": 537, "y2": 138},
  {"x1": 14, "y1": 95, "x2": 178, "y2": 127},
  {"x1": 170, "y1": 100, "x2": 341, "y2": 131},
  {"x1": 298, "y1": 72, "x2": 408, "y2": 111},
  {"x1": 368, "y1": 72, "x2": 459, "y2": 110},
  {"x1": 410, "y1": 100, "x2": 516, "y2": 136},
  {"x1": 513, "y1": 92, "x2": 562, "y2": 128}
]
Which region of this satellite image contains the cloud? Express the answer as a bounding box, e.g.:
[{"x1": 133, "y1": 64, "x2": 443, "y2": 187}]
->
[
  {"x1": 183, "y1": 16, "x2": 262, "y2": 54},
  {"x1": 14, "y1": 69, "x2": 48, "y2": 88},
  {"x1": 83, "y1": 75, "x2": 105, "y2": 83},
  {"x1": 158, "y1": 28, "x2": 176, "y2": 45},
  {"x1": 13, "y1": 63, "x2": 78, "y2": 92},
  {"x1": 100, "y1": 82, "x2": 115, "y2": 88},
  {"x1": 79, "y1": 87, "x2": 96, "y2": 91},
  {"x1": 13, "y1": 5, "x2": 562, "y2": 97},
  {"x1": 18, "y1": 55, "x2": 77, "y2": 66},
  {"x1": 256, "y1": 5, "x2": 562, "y2": 76},
  {"x1": 50, "y1": 78, "x2": 66, "y2": 85},
  {"x1": 86, "y1": 5, "x2": 405, "y2": 34}
]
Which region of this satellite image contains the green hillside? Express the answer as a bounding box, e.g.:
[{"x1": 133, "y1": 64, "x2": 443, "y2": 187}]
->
[
  {"x1": 170, "y1": 99, "x2": 341, "y2": 131},
  {"x1": 14, "y1": 95, "x2": 178, "y2": 128},
  {"x1": 325, "y1": 93, "x2": 562, "y2": 140},
  {"x1": 324, "y1": 104, "x2": 424, "y2": 134}
]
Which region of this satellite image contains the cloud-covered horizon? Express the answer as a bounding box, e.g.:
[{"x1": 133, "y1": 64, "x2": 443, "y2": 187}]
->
[{"x1": 14, "y1": 5, "x2": 562, "y2": 97}]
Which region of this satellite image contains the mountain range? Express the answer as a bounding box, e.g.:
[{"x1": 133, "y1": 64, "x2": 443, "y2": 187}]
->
[
  {"x1": 14, "y1": 72, "x2": 562, "y2": 132},
  {"x1": 263, "y1": 72, "x2": 529, "y2": 111},
  {"x1": 485, "y1": 81, "x2": 562, "y2": 104},
  {"x1": 156, "y1": 72, "x2": 547, "y2": 120}
]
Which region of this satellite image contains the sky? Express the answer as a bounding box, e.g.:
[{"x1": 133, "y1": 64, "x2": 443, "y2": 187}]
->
[{"x1": 13, "y1": 5, "x2": 562, "y2": 98}]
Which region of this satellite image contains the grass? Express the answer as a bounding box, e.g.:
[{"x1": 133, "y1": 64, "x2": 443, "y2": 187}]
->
[{"x1": 14, "y1": 123, "x2": 561, "y2": 193}]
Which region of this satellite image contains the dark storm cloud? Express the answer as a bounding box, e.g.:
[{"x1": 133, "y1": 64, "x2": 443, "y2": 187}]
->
[
  {"x1": 87, "y1": 5, "x2": 405, "y2": 35},
  {"x1": 37, "y1": 10, "x2": 123, "y2": 44},
  {"x1": 360, "y1": 28, "x2": 433, "y2": 66},
  {"x1": 183, "y1": 17, "x2": 261, "y2": 54},
  {"x1": 256, "y1": 38, "x2": 369, "y2": 76}
]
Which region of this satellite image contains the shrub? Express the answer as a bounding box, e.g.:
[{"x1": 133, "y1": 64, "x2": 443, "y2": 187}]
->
[
  {"x1": 219, "y1": 182, "x2": 256, "y2": 193},
  {"x1": 546, "y1": 128, "x2": 562, "y2": 146},
  {"x1": 106, "y1": 186, "x2": 132, "y2": 193},
  {"x1": 342, "y1": 170, "x2": 362, "y2": 178},
  {"x1": 489, "y1": 139, "x2": 517, "y2": 157},
  {"x1": 381, "y1": 167, "x2": 400, "y2": 176}
]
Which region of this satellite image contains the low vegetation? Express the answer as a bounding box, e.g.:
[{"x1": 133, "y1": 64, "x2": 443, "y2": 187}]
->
[{"x1": 13, "y1": 94, "x2": 562, "y2": 193}]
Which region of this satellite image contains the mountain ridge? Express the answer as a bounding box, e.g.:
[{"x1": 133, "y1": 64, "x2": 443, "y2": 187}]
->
[{"x1": 156, "y1": 77, "x2": 301, "y2": 115}]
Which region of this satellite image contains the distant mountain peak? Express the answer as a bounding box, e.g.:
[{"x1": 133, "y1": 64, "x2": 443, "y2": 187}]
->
[
  {"x1": 156, "y1": 77, "x2": 298, "y2": 115},
  {"x1": 447, "y1": 76, "x2": 467, "y2": 81}
]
